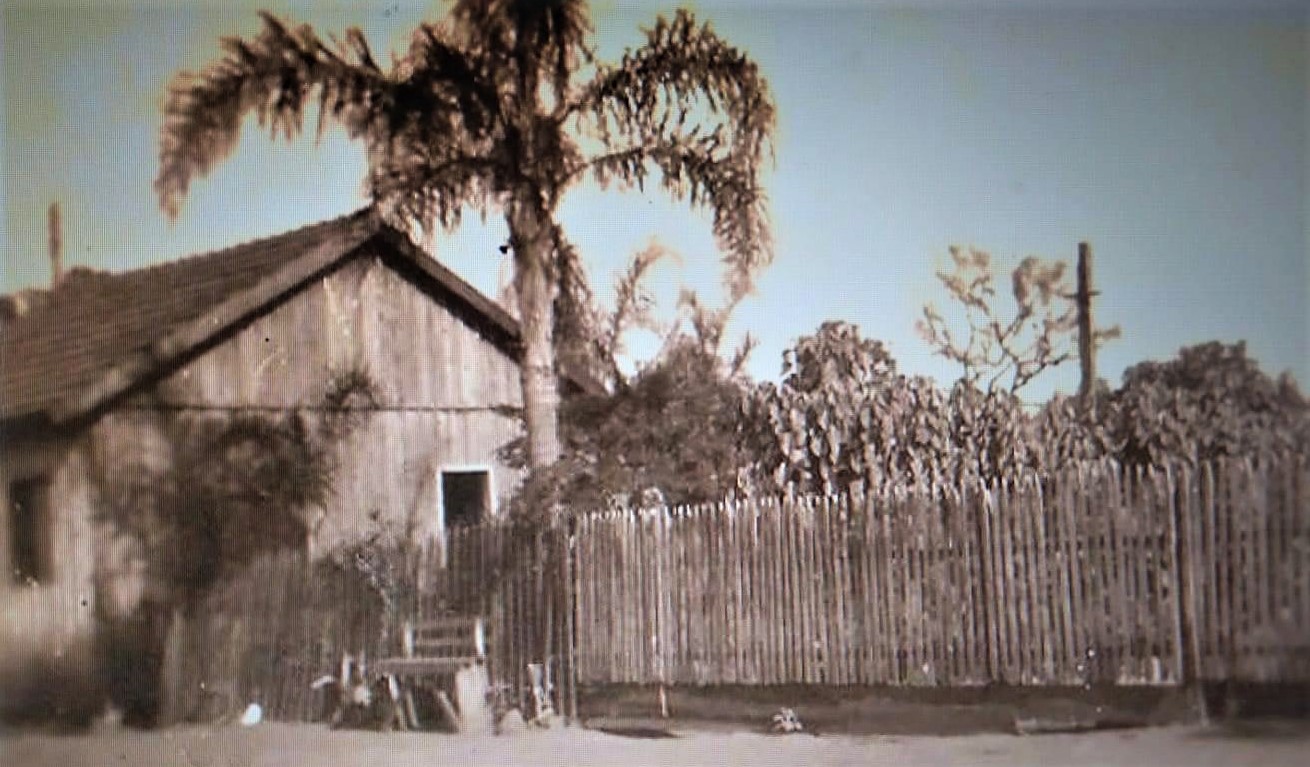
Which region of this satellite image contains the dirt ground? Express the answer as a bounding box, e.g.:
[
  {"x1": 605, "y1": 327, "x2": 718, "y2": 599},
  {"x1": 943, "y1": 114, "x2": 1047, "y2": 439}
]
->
[{"x1": 4, "y1": 721, "x2": 1309, "y2": 767}]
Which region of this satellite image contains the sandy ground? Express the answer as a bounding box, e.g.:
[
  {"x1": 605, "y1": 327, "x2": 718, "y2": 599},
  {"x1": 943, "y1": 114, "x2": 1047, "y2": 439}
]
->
[{"x1": 4, "y1": 722, "x2": 1309, "y2": 767}]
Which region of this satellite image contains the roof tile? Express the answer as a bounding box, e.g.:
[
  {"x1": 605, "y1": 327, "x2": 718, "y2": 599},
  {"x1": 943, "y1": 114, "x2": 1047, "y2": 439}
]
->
[{"x1": 0, "y1": 209, "x2": 378, "y2": 421}]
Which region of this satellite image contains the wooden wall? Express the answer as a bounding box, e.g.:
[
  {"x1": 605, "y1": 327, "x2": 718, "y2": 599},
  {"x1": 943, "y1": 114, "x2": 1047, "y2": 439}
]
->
[
  {"x1": 0, "y1": 430, "x2": 99, "y2": 683},
  {"x1": 121, "y1": 251, "x2": 526, "y2": 553},
  {"x1": 1, "y1": 242, "x2": 527, "y2": 710}
]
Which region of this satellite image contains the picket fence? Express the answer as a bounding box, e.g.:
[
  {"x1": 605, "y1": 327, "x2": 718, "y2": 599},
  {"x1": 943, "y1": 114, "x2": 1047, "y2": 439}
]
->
[
  {"x1": 573, "y1": 457, "x2": 1309, "y2": 687},
  {"x1": 161, "y1": 457, "x2": 1308, "y2": 724},
  {"x1": 159, "y1": 523, "x2": 573, "y2": 725}
]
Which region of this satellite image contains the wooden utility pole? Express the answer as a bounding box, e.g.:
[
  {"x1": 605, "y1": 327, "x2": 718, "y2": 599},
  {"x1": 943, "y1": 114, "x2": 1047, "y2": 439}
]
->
[
  {"x1": 48, "y1": 202, "x2": 63, "y2": 287},
  {"x1": 1076, "y1": 241, "x2": 1097, "y2": 403}
]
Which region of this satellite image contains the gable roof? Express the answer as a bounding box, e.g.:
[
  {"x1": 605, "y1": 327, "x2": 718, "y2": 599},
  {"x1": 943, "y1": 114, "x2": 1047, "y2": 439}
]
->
[{"x1": 0, "y1": 208, "x2": 590, "y2": 426}]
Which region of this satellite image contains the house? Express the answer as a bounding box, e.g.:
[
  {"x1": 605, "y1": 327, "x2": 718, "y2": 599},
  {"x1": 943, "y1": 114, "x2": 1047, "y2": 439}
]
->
[{"x1": 0, "y1": 207, "x2": 588, "y2": 716}]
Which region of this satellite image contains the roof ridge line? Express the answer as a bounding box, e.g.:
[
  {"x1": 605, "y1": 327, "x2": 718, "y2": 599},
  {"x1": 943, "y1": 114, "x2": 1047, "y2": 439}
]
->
[{"x1": 116, "y1": 206, "x2": 378, "y2": 281}]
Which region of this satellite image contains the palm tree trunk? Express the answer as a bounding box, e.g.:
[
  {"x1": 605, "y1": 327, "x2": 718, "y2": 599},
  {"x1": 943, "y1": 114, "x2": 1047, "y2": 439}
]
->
[{"x1": 508, "y1": 201, "x2": 562, "y2": 471}]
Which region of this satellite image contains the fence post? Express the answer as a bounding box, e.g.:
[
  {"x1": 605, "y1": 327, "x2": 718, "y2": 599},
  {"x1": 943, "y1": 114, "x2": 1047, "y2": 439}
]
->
[
  {"x1": 970, "y1": 480, "x2": 998, "y2": 682},
  {"x1": 562, "y1": 518, "x2": 578, "y2": 724},
  {"x1": 1168, "y1": 463, "x2": 1207, "y2": 722}
]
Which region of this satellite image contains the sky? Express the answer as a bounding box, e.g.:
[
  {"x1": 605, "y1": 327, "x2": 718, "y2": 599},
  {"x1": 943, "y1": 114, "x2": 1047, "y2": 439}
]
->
[{"x1": 3, "y1": 0, "x2": 1307, "y2": 402}]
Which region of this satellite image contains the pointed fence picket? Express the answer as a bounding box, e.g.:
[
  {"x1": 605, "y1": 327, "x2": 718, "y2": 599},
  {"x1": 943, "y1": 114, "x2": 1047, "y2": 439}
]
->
[
  {"x1": 573, "y1": 458, "x2": 1310, "y2": 688},
  {"x1": 162, "y1": 457, "x2": 1310, "y2": 726}
]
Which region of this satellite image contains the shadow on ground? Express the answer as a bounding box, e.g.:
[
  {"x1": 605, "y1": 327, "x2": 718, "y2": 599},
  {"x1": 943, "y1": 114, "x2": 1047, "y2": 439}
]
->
[{"x1": 579, "y1": 683, "x2": 1216, "y2": 736}]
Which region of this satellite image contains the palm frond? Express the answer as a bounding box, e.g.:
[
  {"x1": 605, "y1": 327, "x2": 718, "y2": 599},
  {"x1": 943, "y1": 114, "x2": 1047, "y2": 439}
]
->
[
  {"x1": 155, "y1": 11, "x2": 393, "y2": 218},
  {"x1": 402, "y1": 22, "x2": 503, "y2": 137},
  {"x1": 589, "y1": 130, "x2": 772, "y2": 299},
  {"x1": 604, "y1": 242, "x2": 671, "y2": 364},
  {"x1": 578, "y1": 9, "x2": 774, "y2": 166},
  {"x1": 727, "y1": 332, "x2": 758, "y2": 380},
  {"x1": 370, "y1": 150, "x2": 503, "y2": 235},
  {"x1": 577, "y1": 9, "x2": 775, "y2": 298},
  {"x1": 451, "y1": 0, "x2": 592, "y2": 107}
]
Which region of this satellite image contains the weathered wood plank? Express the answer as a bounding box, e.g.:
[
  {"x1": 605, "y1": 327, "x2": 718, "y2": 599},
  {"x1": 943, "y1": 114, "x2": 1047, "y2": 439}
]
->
[{"x1": 977, "y1": 483, "x2": 1000, "y2": 683}]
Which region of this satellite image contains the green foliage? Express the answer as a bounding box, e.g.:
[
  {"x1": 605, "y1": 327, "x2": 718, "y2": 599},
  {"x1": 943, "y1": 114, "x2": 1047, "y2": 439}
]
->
[
  {"x1": 780, "y1": 320, "x2": 896, "y2": 394},
  {"x1": 510, "y1": 320, "x2": 1307, "y2": 513},
  {"x1": 752, "y1": 322, "x2": 1045, "y2": 493},
  {"x1": 754, "y1": 326, "x2": 1307, "y2": 497},
  {"x1": 751, "y1": 321, "x2": 904, "y2": 493},
  {"x1": 507, "y1": 334, "x2": 759, "y2": 515},
  {"x1": 585, "y1": 240, "x2": 674, "y2": 388},
  {"x1": 503, "y1": 240, "x2": 766, "y2": 516},
  {"x1": 580, "y1": 9, "x2": 775, "y2": 296},
  {"x1": 1032, "y1": 387, "x2": 1120, "y2": 467},
  {"x1": 1031, "y1": 343, "x2": 1308, "y2": 470},
  {"x1": 320, "y1": 512, "x2": 417, "y2": 616},
  {"x1": 945, "y1": 380, "x2": 1042, "y2": 480}
]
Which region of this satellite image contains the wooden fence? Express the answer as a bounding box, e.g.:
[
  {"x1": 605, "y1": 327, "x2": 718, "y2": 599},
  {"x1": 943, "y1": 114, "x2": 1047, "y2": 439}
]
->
[
  {"x1": 573, "y1": 458, "x2": 1310, "y2": 687},
  {"x1": 158, "y1": 524, "x2": 574, "y2": 725},
  {"x1": 162, "y1": 457, "x2": 1308, "y2": 724},
  {"x1": 425, "y1": 522, "x2": 576, "y2": 720},
  {"x1": 159, "y1": 551, "x2": 389, "y2": 724}
]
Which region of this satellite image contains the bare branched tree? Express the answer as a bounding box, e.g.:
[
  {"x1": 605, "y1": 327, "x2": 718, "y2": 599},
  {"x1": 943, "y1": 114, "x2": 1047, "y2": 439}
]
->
[
  {"x1": 156, "y1": 1, "x2": 776, "y2": 474},
  {"x1": 916, "y1": 246, "x2": 1118, "y2": 394}
]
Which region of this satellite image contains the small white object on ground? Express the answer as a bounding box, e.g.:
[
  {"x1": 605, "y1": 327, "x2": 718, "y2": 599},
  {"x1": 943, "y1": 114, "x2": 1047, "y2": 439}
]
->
[
  {"x1": 497, "y1": 707, "x2": 529, "y2": 736},
  {"x1": 240, "y1": 703, "x2": 263, "y2": 726},
  {"x1": 771, "y1": 707, "x2": 804, "y2": 733},
  {"x1": 350, "y1": 683, "x2": 372, "y2": 706},
  {"x1": 94, "y1": 705, "x2": 124, "y2": 732}
]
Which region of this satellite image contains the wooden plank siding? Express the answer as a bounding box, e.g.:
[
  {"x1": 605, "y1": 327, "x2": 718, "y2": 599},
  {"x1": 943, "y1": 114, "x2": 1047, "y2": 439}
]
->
[
  {"x1": 0, "y1": 431, "x2": 100, "y2": 687},
  {"x1": 0, "y1": 213, "x2": 548, "y2": 719},
  {"x1": 116, "y1": 254, "x2": 525, "y2": 553}
]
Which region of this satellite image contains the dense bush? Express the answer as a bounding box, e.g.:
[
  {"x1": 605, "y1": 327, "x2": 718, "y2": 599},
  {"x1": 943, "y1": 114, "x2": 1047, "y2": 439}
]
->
[
  {"x1": 751, "y1": 325, "x2": 1308, "y2": 497},
  {"x1": 516, "y1": 313, "x2": 1307, "y2": 512},
  {"x1": 506, "y1": 336, "x2": 760, "y2": 516},
  {"x1": 1112, "y1": 341, "x2": 1309, "y2": 466},
  {"x1": 749, "y1": 321, "x2": 1050, "y2": 494}
]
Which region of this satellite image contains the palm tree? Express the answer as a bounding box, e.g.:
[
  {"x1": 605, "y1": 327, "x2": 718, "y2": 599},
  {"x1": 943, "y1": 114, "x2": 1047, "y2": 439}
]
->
[{"x1": 155, "y1": 0, "x2": 775, "y2": 473}]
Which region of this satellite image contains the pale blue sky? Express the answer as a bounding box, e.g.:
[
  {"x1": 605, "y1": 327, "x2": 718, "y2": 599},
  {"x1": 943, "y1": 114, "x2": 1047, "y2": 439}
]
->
[{"x1": 3, "y1": 1, "x2": 1307, "y2": 400}]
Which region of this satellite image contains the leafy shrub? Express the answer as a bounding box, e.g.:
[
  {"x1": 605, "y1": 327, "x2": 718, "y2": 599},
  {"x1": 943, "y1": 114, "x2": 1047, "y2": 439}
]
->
[
  {"x1": 506, "y1": 337, "x2": 760, "y2": 516},
  {"x1": 752, "y1": 326, "x2": 1308, "y2": 497},
  {"x1": 751, "y1": 321, "x2": 1049, "y2": 494},
  {"x1": 1112, "y1": 341, "x2": 1309, "y2": 466}
]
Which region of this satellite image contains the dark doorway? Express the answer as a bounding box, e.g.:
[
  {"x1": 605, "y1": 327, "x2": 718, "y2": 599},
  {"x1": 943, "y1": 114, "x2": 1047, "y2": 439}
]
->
[{"x1": 441, "y1": 470, "x2": 490, "y2": 528}]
